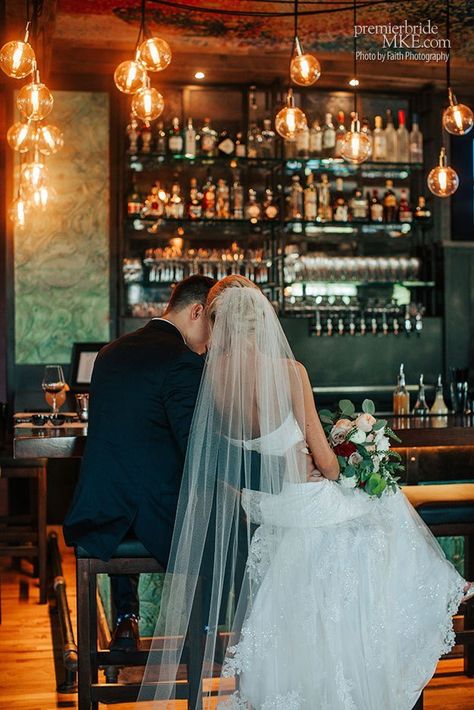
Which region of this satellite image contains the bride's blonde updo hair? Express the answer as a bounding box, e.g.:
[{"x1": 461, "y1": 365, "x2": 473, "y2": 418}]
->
[{"x1": 206, "y1": 275, "x2": 260, "y2": 322}]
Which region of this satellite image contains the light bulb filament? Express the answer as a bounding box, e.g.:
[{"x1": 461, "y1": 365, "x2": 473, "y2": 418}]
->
[
  {"x1": 12, "y1": 45, "x2": 23, "y2": 70},
  {"x1": 438, "y1": 169, "x2": 447, "y2": 192}
]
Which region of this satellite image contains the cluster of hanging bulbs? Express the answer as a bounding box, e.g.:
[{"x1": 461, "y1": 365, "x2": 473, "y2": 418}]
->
[
  {"x1": 114, "y1": 32, "x2": 171, "y2": 124},
  {"x1": 0, "y1": 22, "x2": 64, "y2": 227}
]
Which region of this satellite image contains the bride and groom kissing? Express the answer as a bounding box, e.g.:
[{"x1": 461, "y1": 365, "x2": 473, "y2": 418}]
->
[{"x1": 64, "y1": 274, "x2": 472, "y2": 709}]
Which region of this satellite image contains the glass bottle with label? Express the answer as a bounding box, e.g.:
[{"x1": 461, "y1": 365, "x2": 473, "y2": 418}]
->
[
  {"x1": 398, "y1": 189, "x2": 413, "y2": 223},
  {"x1": 317, "y1": 174, "x2": 333, "y2": 222},
  {"x1": 155, "y1": 120, "x2": 167, "y2": 156},
  {"x1": 202, "y1": 172, "x2": 216, "y2": 218},
  {"x1": 143, "y1": 181, "x2": 167, "y2": 217},
  {"x1": 261, "y1": 118, "x2": 276, "y2": 158},
  {"x1": 349, "y1": 187, "x2": 368, "y2": 221},
  {"x1": 127, "y1": 182, "x2": 143, "y2": 215},
  {"x1": 296, "y1": 123, "x2": 309, "y2": 158},
  {"x1": 413, "y1": 374, "x2": 429, "y2": 416},
  {"x1": 409, "y1": 113, "x2": 423, "y2": 164},
  {"x1": 245, "y1": 188, "x2": 262, "y2": 221},
  {"x1": 372, "y1": 115, "x2": 387, "y2": 161},
  {"x1": 166, "y1": 181, "x2": 184, "y2": 219},
  {"x1": 396, "y1": 109, "x2": 410, "y2": 163},
  {"x1": 383, "y1": 179, "x2": 398, "y2": 223},
  {"x1": 232, "y1": 173, "x2": 244, "y2": 219},
  {"x1": 384, "y1": 109, "x2": 397, "y2": 162},
  {"x1": 334, "y1": 111, "x2": 346, "y2": 158},
  {"x1": 247, "y1": 123, "x2": 261, "y2": 159},
  {"x1": 430, "y1": 374, "x2": 449, "y2": 415},
  {"x1": 126, "y1": 116, "x2": 140, "y2": 155},
  {"x1": 361, "y1": 117, "x2": 373, "y2": 156},
  {"x1": 168, "y1": 117, "x2": 184, "y2": 157},
  {"x1": 217, "y1": 129, "x2": 235, "y2": 157},
  {"x1": 393, "y1": 363, "x2": 410, "y2": 415},
  {"x1": 216, "y1": 178, "x2": 230, "y2": 218},
  {"x1": 414, "y1": 195, "x2": 431, "y2": 221},
  {"x1": 187, "y1": 177, "x2": 202, "y2": 219},
  {"x1": 304, "y1": 173, "x2": 317, "y2": 221},
  {"x1": 199, "y1": 117, "x2": 218, "y2": 157},
  {"x1": 332, "y1": 177, "x2": 348, "y2": 222},
  {"x1": 141, "y1": 123, "x2": 153, "y2": 154},
  {"x1": 284, "y1": 136, "x2": 297, "y2": 160},
  {"x1": 263, "y1": 188, "x2": 279, "y2": 220},
  {"x1": 235, "y1": 131, "x2": 246, "y2": 158},
  {"x1": 369, "y1": 189, "x2": 383, "y2": 222},
  {"x1": 309, "y1": 119, "x2": 323, "y2": 157},
  {"x1": 184, "y1": 118, "x2": 196, "y2": 159},
  {"x1": 288, "y1": 175, "x2": 304, "y2": 219},
  {"x1": 322, "y1": 113, "x2": 336, "y2": 158}
]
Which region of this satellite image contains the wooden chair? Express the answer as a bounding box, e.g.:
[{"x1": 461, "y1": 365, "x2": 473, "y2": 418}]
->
[
  {"x1": 76, "y1": 540, "x2": 204, "y2": 709},
  {"x1": 0, "y1": 457, "x2": 48, "y2": 604}
]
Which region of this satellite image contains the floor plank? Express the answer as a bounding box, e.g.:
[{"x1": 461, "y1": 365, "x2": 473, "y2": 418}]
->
[{"x1": 0, "y1": 526, "x2": 473, "y2": 709}]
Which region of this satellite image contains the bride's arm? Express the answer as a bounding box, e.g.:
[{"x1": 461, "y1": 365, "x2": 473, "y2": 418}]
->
[{"x1": 292, "y1": 362, "x2": 340, "y2": 481}]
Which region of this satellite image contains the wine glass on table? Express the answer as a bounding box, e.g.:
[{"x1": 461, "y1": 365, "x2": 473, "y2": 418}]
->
[{"x1": 42, "y1": 365, "x2": 66, "y2": 416}]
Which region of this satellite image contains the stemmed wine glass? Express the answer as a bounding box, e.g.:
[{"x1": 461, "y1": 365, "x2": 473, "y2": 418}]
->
[{"x1": 42, "y1": 365, "x2": 66, "y2": 416}]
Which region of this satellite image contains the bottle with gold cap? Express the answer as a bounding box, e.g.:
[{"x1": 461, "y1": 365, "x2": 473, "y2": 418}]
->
[
  {"x1": 430, "y1": 374, "x2": 449, "y2": 415},
  {"x1": 393, "y1": 363, "x2": 410, "y2": 415}
]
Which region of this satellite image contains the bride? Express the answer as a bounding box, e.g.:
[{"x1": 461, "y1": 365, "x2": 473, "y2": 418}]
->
[{"x1": 140, "y1": 275, "x2": 472, "y2": 710}]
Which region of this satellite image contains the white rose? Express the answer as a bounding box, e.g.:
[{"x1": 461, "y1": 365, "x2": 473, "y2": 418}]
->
[
  {"x1": 348, "y1": 451, "x2": 363, "y2": 466},
  {"x1": 340, "y1": 475, "x2": 357, "y2": 489},
  {"x1": 355, "y1": 413, "x2": 376, "y2": 432},
  {"x1": 375, "y1": 434, "x2": 390, "y2": 452},
  {"x1": 349, "y1": 428, "x2": 366, "y2": 444},
  {"x1": 330, "y1": 418, "x2": 353, "y2": 445},
  {"x1": 372, "y1": 455, "x2": 380, "y2": 472}
]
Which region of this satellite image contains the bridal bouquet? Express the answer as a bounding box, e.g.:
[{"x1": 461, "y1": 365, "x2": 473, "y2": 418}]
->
[{"x1": 319, "y1": 399, "x2": 404, "y2": 497}]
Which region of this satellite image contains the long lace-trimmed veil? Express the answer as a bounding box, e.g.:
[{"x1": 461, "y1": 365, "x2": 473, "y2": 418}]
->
[{"x1": 138, "y1": 282, "x2": 308, "y2": 706}]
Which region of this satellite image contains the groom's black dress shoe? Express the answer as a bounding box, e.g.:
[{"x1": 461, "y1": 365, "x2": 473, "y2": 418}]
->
[{"x1": 109, "y1": 616, "x2": 140, "y2": 652}]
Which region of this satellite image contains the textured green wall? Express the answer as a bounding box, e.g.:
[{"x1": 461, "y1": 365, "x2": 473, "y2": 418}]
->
[{"x1": 14, "y1": 91, "x2": 110, "y2": 364}]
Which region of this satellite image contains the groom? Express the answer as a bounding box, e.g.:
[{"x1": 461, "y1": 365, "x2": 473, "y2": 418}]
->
[{"x1": 63, "y1": 275, "x2": 216, "y2": 650}]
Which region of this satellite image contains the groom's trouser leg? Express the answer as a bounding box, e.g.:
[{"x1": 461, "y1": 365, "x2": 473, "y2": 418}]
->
[{"x1": 110, "y1": 574, "x2": 140, "y2": 619}]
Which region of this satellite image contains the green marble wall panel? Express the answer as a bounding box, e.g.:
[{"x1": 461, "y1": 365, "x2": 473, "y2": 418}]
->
[{"x1": 14, "y1": 91, "x2": 110, "y2": 364}]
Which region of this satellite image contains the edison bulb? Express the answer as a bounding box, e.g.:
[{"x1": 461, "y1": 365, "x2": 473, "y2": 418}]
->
[
  {"x1": 442, "y1": 90, "x2": 473, "y2": 136},
  {"x1": 7, "y1": 121, "x2": 38, "y2": 152},
  {"x1": 138, "y1": 37, "x2": 172, "y2": 72},
  {"x1": 31, "y1": 184, "x2": 56, "y2": 210},
  {"x1": 340, "y1": 115, "x2": 372, "y2": 164},
  {"x1": 427, "y1": 147, "x2": 459, "y2": 197},
  {"x1": 275, "y1": 89, "x2": 307, "y2": 141},
  {"x1": 131, "y1": 86, "x2": 164, "y2": 122},
  {"x1": 36, "y1": 124, "x2": 64, "y2": 155},
  {"x1": 114, "y1": 58, "x2": 147, "y2": 94},
  {"x1": 290, "y1": 53, "x2": 321, "y2": 86},
  {"x1": 21, "y1": 159, "x2": 48, "y2": 190},
  {"x1": 0, "y1": 39, "x2": 35, "y2": 78},
  {"x1": 9, "y1": 194, "x2": 28, "y2": 227},
  {"x1": 17, "y1": 74, "x2": 54, "y2": 120}
]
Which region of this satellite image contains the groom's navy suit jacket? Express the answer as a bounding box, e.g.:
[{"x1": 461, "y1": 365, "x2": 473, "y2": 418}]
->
[{"x1": 63, "y1": 319, "x2": 204, "y2": 564}]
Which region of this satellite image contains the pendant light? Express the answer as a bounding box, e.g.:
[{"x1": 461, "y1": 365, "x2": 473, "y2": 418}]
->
[
  {"x1": 36, "y1": 124, "x2": 64, "y2": 155},
  {"x1": 441, "y1": 0, "x2": 472, "y2": 136},
  {"x1": 7, "y1": 120, "x2": 39, "y2": 153},
  {"x1": 114, "y1": 50, "x2": 147, "y2": 94},
  {"x1": 340, "y1": 0, "x2": 371, "y2": 164},
  {"x1": 138, "y1": 36, "x2": 172, "y2": 73},
  {"x1": 275, "y1": 1, "x2": 308, "y2": 140},
  {"x1": 16, "y1": 63, "x2": 54, "y2": 121},
  {"x1": 289, "y1": 1, "x2": 320, "y2": 86},
  {"x1": 0, "y1": 21, "x2": 35, "y2": 78},
  {"x1": 9, "y1": 191, "x2": 28, "y2": 227},
  {"x1": 131, "y1": 76, "x2": 164, "y2": 122},
  {"x1": 427, "y1": 147, "x2": 459, "y2": 197}
]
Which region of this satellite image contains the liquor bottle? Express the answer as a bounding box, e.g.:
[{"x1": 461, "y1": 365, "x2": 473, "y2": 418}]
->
[
  {"x1": 372, "y1": 115, "x2": 387, "y2": 161},
  {"x1": 245, "y1": 188, "x2": 262, "y2": 221},
  {"x1": 168, "y1": 117, "x2": 184, "y2": 157},
  {"x1": 361, "y1": 117, "x2": 372, "y2": 155},
  {"x1": 199, "y1": 117, "x2": 218, "y2": 156},
  {"x1": 232, "y1": 173, "x2": 244, "y2": 219},
  {"x1": 369, "y1": 189, "x2": 383, "y2": 222},
  {"x1": 202, "y1": 172, "x2": 216, "y2": 218},
  {"x1": 396, "y1": 109, "x2": 410, "y2": 163},
  {"x1": 141, "y1": 123, "x2": 153, "y2": 154},
  {"x1": 398, "y1": 189, "x2": 413, "y2": 223},
  {"x1": 247, "y1": 123, "x2": 261, "y2": 159},
  {"x1": 143, "y1": 181, "x2": 166, "y2": 217},
  {"x1": 414, "y1": 195, "x2": 431, "y2": 221},
  {"x1": 334, "y1": 111, "x2": 346, "y2": 158},
  {"x1": 317, "y1": 174, "x2": 333, "y2": 222},
  {"x1": 127, "y1": 183, "x2": 143, "y2": 215},
  {"x1": 216, "y1": 129, "x2": 234, "y2": 157},
  {"x1": 349, "y1": 187, "x2": 368, "y2": 221},
  {"x1": 155, "y1": 120, "x2": 167, "y2": 156},
  {"x1": 393, "y1": 363, "x2": 410, "y2": 415},
  {"x1": 296, "y1": 123, "x2": 310, "y2": 158},
  {"x1": 126, "y1": 116, "x2": 140, "y2": 155},
  {"x1": 187, "y1": 177, "x2": 202, "y2": 219},
  {"x1": 304, "y1": 173, "x2": 317, "y2": 221},
  {"x1": 263, "y1": 188, "x2": 279, "y2": 220},
  {"x1": 430, "y1": 374, "x2": 449, "y2": 415},
  {"x1": 216, "y1": 178, "x2": 230, "y2": 218},
  {"x1": 332, "y1": 177, "x2": 348, "y2": 222},
  {"x1": 235, "y1": 131, "x2": 246, "y2": 158},
  {"x1": 166, "y1": 181, "x2": 184, "y2": 219},
  {"x1": 409, "y1": 113, "x2": 423, "y2": 164},
  {"x1": 322, "y1": 113, "x2": 336, "y2": 158},
  {"x1": 413, "y1": 374, "x2": 429, "y2": 416},
  {"x1": 384, "y1": 109, "x2": 397, "y2": 161},
  {"x1": 309, "y1": 119, "x2": 323, "y2": 157},
  {"x1": 383, "y1": 179, "x2": 398, "y2": 223},
  {"x1": 261, "y1": 118, "x2": 276, "y2": 158},
  {"x1": 184, "y1": 118, "x2": 196, "y2": 159},
  {"x1": 288, "y1": 175, "x2": 304, "y2": 219},
  {"x1": 284, "y1": 136, "x2": 297, "y2": 160}
]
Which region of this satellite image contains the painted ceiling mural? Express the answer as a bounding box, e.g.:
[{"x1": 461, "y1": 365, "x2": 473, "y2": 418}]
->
[{"x1": 57, "y1": 1, "x2": 473, "y2": 59}]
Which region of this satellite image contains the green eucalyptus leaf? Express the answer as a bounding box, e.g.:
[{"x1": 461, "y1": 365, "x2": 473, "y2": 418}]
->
[
  {"x1": 373, "y1": 420, "x2": 387, "y2": 431},
  {"x1": 344, "y1": 464, "x2": 356, "y2": 477},
  {"x1": 339, "y1": 399, "x2": 355, "y2": 416},
  {"x1": 362, "y1": 399, "x2": 375, "y2": 414},
  {"x1": 319, "y1": 409, "x2": 334, "y2": 419}
]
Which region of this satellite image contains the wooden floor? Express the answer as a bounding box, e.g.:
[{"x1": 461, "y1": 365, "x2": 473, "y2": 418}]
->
[{"x1": 0, "y1": 527, "x2": 473, "y2": 710}]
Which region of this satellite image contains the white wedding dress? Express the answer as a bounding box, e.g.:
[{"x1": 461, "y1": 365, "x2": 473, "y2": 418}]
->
[{"x1": 219, "y1": 414, "x2": 466, "y2": 710}]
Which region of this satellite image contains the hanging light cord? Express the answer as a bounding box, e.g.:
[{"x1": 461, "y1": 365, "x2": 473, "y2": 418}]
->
[
  {"x1": 135, "y1": 0, "x2": 147, "y2": 49},
  {"x1": 353, "y1": 0, "x2": 357, "y2": 116},
  {"x1": 446, "y1": 0, "x2": 451, "y2": 89}
]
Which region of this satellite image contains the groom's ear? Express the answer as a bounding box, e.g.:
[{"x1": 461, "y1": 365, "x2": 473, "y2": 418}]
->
[{"x1": 190, "y1": 303, "x2": 205, "y2": 321}]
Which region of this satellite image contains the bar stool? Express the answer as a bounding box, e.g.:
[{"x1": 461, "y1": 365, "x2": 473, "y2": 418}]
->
[
  {"x1": 403, "y1": 483, "x2": 474, "y2": 681},
  {"x1": 0, "y1": 457, "x2": 48, "y2": 604},
  {"x1": 76, "y1": 540, "x2": 204, "y2": 709}
]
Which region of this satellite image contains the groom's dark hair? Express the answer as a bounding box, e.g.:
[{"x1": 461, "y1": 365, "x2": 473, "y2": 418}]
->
[{"x1": 165, "y1": 275, "x2": 216, "y2": 313}]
